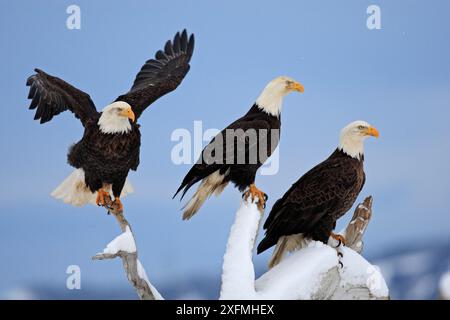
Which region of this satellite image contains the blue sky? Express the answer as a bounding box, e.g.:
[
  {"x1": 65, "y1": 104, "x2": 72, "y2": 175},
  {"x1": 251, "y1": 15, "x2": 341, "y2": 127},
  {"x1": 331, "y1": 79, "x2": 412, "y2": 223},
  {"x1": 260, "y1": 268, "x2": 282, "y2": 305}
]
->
[{"x1": 0, "y1": 0, "x2": 449, "y2": 297}]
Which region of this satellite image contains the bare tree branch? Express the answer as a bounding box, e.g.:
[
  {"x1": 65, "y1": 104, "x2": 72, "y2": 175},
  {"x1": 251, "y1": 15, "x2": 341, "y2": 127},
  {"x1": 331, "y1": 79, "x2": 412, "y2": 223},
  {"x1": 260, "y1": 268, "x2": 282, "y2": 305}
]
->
[
  {"x1": 343, "y1": 196, "x2": 373, "y2": 253},
  {"x1": 91, "y1": 196, "x2": 159, "y2": 300}
]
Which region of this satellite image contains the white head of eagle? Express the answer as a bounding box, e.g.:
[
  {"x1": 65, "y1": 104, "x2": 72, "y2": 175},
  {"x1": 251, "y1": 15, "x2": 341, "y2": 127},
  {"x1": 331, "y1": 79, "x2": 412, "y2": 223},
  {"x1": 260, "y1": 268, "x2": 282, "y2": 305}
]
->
[
  {"x1": 256, "y1": 76, "x2": 304, "y2": 117},
  {"x1": 339, "y1": 120, "x2": 379, "y2": 160},
  {"x1": 98, "y1": 101, "x2": 136, "y2": 134}
]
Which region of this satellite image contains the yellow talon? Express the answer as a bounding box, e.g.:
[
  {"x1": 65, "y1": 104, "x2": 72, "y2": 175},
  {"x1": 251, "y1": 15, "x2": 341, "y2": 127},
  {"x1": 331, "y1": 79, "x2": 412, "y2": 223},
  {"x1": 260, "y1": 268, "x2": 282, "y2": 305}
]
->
[
  {"x1": 243, "y1": 184, "x2": 267, "y2": 210},
  {"x1": 330, "y1": 232, "x2": 347, "y2": 247},
  {"x1": 96, "y1": 189, "x2": 109, "y2": 207}
]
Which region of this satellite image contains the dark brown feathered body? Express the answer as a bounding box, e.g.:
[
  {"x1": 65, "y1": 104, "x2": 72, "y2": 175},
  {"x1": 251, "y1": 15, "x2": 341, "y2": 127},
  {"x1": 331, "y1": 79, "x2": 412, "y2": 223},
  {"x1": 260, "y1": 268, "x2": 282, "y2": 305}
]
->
[
  {"x1": 257, "y1": 149, "x2": 365, "y2": 254},
  {"x1": 68, "y1": 120, "x2": 141, "y2": 196},
  {"x1": 25, "y1": 30, "x2": 194, "y2": 201},
  {"x1": 175, "y1": 104, "x2": 281, "y2": 198}
]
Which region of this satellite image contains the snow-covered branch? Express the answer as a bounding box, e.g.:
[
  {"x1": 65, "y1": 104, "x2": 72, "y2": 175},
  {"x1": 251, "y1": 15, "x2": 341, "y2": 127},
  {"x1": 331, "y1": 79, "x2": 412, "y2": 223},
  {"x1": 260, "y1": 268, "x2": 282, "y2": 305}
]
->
[
  {"x1": 220, "y1": 196, "x2": 389, "y2": 300},
  {"x1": 220, "y1": 201, "x2": 261, "y2": 299},
  {"x1": 90, "y1": 195, "x2": 388, "y2": 300},
  {"x1": 92, "y1": 196, "x2": 163, "y2": 300},
  {"x1": 439, "y1": 271, "x2": 450, "y2": 300}
]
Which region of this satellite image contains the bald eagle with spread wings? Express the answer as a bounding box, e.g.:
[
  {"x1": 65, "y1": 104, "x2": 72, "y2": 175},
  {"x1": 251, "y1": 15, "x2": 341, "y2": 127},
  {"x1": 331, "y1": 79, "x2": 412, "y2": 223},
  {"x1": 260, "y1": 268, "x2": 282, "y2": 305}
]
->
[
  {"x1": 257, "y1": 121, "x2": 379, "y2": 268},
  {"x1": 26, "y1": 30, "x2": 194, "y2": 212}
]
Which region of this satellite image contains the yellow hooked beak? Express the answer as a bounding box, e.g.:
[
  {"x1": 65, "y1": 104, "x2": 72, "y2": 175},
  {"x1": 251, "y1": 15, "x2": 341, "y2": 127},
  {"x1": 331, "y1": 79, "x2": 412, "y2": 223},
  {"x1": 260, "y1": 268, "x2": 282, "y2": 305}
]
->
[
  {"x1": 286, "y1": 81, "x2": 305, "y2": 93},
  {"x1": 120, "y1": 107, "x2": 135, "y2": 122},
  {"x1": 364, "y1": 126, "x2": 380, "y2": 138}
]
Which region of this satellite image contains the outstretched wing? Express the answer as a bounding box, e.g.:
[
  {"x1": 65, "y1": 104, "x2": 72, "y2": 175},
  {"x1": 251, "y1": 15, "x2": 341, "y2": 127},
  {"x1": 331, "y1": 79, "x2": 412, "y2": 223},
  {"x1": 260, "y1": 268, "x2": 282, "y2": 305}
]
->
[
  {"x1": 115, "y1": 29, "x2": 195, "y2": 120},
  {"x1": 26, "y1": 69, "x2": 98, "y2": 125}
]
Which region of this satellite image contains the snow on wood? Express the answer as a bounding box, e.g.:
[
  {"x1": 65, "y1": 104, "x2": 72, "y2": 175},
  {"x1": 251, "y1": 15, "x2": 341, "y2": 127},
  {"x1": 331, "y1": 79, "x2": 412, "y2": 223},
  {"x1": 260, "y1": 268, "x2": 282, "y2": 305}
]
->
[
  {"x1": 92, "y1": 195, "x2": 161, "y2": 300},
  {"x1": 439, "y1": 271, "x2": 450, "y2": 300},
  {"x1": 255, "y1": 242, "x2": 339, "y2": 299},
  {"x1": 101, "y1": 226, "x2": 136, "y2": 255},
  {"x1": 137, "y1": 259, "x2": 163, "y2": 300},
  {"x1": 332, "y1": 247, "x2": 389, "y2": 299},
  {"x1": 91, "y1": 193, "x2": 388, "y2": 300},
  {"x1": 220, "y1": 196, "x2": 389, "y2": 300},
  {"x1": 220, "y1": 200, "x2": 261, "y2": 299}
]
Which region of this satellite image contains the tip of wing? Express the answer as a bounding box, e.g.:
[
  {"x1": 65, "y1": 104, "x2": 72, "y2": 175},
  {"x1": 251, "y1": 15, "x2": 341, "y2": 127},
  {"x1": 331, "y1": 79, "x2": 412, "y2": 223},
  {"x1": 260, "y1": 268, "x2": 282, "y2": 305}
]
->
[
  {"x1": 151, "y1": 29, "x2": 195, "y2": 65},
  {"x1": 172, "y1": 29, "x2": 195, "y2": 58},
  {"x1": 164, "y1": 40, "x2": 174, "y2": 56},
  {"x1": 26, "y1": 76, "x2": 34, "y2": 86},
  {"x1": 173, "y1": 184, "x2": 185, "y2": 200},
  {"x1": 187, "y1": 34, "x2": 195, "y2": 57},
  {"x1": 27, "y1": 69, "x2": 42, "y2": 86},
  {"x1": 180, "y1": 29, "x2": 188, "y2": 51},
  {"x1": 173, "y1": 32, "x2": 181, "y2": 53},
  {"x1": 126, "y1": 29, "x2": 195, "y2": 92}
]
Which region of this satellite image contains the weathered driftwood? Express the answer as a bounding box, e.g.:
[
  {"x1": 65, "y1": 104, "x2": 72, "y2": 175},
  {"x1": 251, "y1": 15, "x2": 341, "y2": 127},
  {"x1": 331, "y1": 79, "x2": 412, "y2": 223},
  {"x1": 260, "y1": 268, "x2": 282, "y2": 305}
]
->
[
  {"x1": 326, "y1": 196, "x2": 390, "y2": 299},
  {"x1": 343, "y1": 196, "x2": 373, "y2": 253},
  {"x1": 92, "y1": 196, "x2": 157, "y2": 300}
]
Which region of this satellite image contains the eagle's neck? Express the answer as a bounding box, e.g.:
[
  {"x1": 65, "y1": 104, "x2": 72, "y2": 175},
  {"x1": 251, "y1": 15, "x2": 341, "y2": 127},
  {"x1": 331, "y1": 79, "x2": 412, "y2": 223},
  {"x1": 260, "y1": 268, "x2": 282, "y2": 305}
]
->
[
  {"x1": 338, "y1": 135, "x2": 364, "y2": 160},
  {"x1": 98, "y1": 112, "x2": 132, "y2": 134},
  {"x1": 255, "y1": 89, "x2": 284, "y2": 117}
]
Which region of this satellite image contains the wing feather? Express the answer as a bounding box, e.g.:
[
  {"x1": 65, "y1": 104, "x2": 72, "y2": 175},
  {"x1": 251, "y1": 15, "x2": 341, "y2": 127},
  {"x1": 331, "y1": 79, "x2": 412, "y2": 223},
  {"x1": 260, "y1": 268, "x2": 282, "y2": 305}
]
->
[
  {"x1": 263, "y1": 155, "x2": 360, "y2": 240},
  {"x1": 115, "y1": 30, "x2": 195, "y2": 119},
  {"x1": 174, "y1": 112, "x2": 275, "y2": 199},
  {"x1": 26, "y1": 69, "x2": 98, "y2": 125}
]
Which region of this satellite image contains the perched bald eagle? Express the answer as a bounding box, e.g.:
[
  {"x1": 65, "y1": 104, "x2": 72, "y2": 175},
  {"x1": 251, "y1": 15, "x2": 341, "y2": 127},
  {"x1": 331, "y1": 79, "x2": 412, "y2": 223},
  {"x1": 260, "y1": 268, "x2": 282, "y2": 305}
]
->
[
  {"x1": 26, "y1": 30, "x2": 194, "y2": 212},
  {"x1": 257, "y1": 120, "x2": 379, "y2": 268},
  {"x1": 174, "y1": 76, "x2": 304, "y2": 219}
]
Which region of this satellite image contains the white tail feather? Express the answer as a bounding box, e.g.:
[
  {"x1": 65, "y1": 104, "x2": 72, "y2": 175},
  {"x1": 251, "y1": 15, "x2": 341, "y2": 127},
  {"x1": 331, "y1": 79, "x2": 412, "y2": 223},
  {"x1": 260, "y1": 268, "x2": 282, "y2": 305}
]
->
[
  {"x1": 51, "y1": 169, "x2": 133, "y2": 207},
  {"x1": 182, "y1": 170, "x2": 227, "y2": 220},
  {"x1": 268, "y1": 234, "x2": 306, "y2": 269}
]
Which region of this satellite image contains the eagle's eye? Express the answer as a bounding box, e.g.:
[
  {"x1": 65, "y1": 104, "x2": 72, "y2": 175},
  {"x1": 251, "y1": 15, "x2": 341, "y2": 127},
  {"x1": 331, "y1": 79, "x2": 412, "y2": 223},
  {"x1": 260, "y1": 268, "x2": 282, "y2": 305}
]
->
[{"x1": 358, "y1": 125, "x2": 366, "y2": 130}]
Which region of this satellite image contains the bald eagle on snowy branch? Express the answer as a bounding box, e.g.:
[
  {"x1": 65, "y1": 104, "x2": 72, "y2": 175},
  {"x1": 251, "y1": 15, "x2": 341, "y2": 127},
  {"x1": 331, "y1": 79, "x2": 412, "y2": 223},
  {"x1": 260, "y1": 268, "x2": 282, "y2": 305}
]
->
[{"x1": 257, "y1": 121, "x2": 379, "y2": 268}]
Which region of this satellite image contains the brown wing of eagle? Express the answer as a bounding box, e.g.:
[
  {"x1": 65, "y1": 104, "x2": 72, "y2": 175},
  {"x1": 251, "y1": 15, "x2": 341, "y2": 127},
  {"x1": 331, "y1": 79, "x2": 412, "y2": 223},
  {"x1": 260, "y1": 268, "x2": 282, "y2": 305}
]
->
[
  {"x1": 26, "y1": 69, "x2": 99, "y2": 125},
  {"x1": 174, "y1": 105, "x2": 280, "y2": 200},
  {"x1": 257, "y1": 149, "x2": 365, "y2": 254},
  {"x1": 115, "y1": 29, "x2": 195, "y2": 120},
  {"x1": 26, "y1": 30, "x2": 194, "y2": 125}
]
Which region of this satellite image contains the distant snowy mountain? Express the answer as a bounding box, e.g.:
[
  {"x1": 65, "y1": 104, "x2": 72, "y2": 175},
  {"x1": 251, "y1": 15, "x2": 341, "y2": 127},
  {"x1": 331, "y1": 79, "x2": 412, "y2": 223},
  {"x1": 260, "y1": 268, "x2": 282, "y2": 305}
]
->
[
  {"x1": 372, "y1": 242, "x2": 450, "y2": 300},
  {"x1": 3, "y1": 241, "x2": 450, "y2": 300}
]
